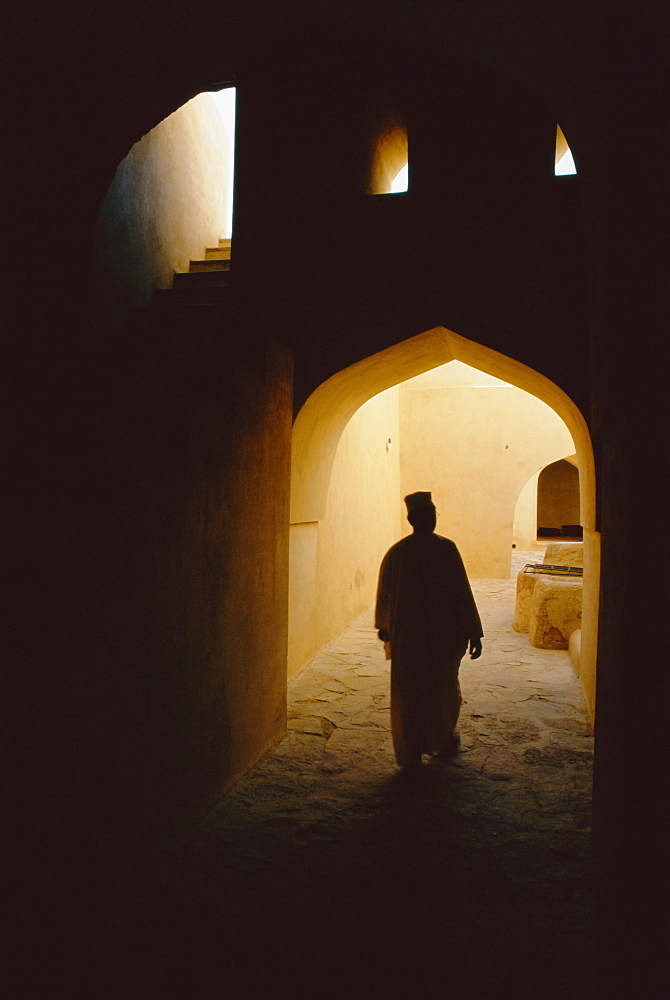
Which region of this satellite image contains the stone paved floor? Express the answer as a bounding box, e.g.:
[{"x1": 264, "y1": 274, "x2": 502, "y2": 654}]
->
[{"x1": 140, "y1": 551, "x2": 595, "y2": 999}]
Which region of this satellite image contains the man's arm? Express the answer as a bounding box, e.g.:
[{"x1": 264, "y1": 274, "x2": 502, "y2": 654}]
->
[
  {"x1": 446, "y1": 540, "x2": 484, "y2": 650},
  {"x1": 375, "y1": 549, "x2": 393, "y2": 639}
]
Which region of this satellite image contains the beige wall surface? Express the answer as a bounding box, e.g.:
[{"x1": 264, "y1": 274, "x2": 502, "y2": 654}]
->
[
  {"x1": 399, "y1": 362, "x2": 576, "y2": 577},
  {"x1": 175, "y1": 341, "x2": 294, "y2": 789},
  {"x1": 513, "y1": 470, "x2": 543, "y2": 551},
  {"x1": 288, "y1": 387, "x2": 401, "y2": 676},
  {"x1": 79, "y1": 335, "x2": 293, "y2": 831},
  {"x1": 580, "y1": 528, "x2": 600, "y2": 720},
  {"x1": 92, "y1": 92, "x2": 230, "y2": 326}
]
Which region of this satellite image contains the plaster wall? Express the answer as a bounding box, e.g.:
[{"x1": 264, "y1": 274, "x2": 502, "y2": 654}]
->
[
  {"x1": 288, "y1": 387, "x2": 401, "y2": 676},
  {"x1": 59, "y1": 323, "x2": 294, "y2": 837},
  {"x1": 513, "y1": 471, "x2": 543, "y2": 551},
  {"x1": 92, "y1": 91, "x2": 230, "y2": 326},
  {"x1": 580, "y1": 528, "x2": 600, "y2": 720},
  {"x1": 538, "y1": 459, "x2": 580, "y2": 530},
  {"x1": 184, "y1": 341, "x2": 293, "y2": 786},
  {"x1": 398, "y1": 362, "x2": 576, "y2": 577}
]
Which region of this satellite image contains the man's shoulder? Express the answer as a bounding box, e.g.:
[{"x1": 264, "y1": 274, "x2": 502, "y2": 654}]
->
[
  {"x1": 386, "y1": 533, "x2": 457, "y2": 545},
  {"x1": 383, "y1": 535, "x2": 413, "y2": 559},
  {"x1": 383, "y1": 533, "x2": 458, "y2": 558},
  {"x1": 434, "y1": 533, "x2": 457, "y2": 549},
  {"x1": 433, "y1": 535, "x2": 465, "y2": 562}
]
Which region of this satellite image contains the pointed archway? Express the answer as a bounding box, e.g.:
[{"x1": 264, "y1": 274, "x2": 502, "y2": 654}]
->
[{"x1": 290, "y1": 326, "x2": 598, "y2": 720}]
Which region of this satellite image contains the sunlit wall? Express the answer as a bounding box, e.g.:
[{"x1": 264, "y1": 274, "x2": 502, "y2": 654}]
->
[
  {"x1": 288, "y1": 387, "x2": 401, "y2": 675},
  {"x1": 398, "y1": 362, "x2": 575, "y2": 576}
]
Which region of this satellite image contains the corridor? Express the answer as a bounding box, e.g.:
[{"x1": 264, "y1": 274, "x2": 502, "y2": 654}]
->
[{"x1": 141, "y1": 551, "x2": 595, "y2": 999}]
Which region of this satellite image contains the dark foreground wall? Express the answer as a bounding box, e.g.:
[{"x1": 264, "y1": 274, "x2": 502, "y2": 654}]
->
[
  {"x1": 5, "y1": 299, "x2": 292, "y2": 847},
  {"x1": 90, "y1": 309, "x2": 293, "y2": 829}
]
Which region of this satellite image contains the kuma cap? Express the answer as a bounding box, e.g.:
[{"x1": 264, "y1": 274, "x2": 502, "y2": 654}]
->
[{"x1": 404, "y1": 491, "x2": 434, "y2": 514}]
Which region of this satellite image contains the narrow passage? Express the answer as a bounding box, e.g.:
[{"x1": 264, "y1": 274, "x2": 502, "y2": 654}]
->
[{"x1": 155, "y1": 552, "x2": 595, "y2": 999}]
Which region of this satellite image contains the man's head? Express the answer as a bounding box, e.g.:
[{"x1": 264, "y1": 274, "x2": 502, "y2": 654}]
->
[{"x1": 405, "y1": 491, "x2": 436, "y2": 533}]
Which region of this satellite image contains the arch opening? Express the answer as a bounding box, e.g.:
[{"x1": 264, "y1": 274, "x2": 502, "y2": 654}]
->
[
  {"x1": 513, "y1": 455, "x2": 582, "y2": 549},
  {"x1": 91, "y1": 85, "x2": 236, "y2": 326},
  {"x1": 537, "y1": 458, "x2": 581, "y2": 538},
  {"x1": 290, "y1": 327, "x2": 599, "y2": 721},
  {"x1": 367, "y1": 119, "x2": 408, "y2": 195}
]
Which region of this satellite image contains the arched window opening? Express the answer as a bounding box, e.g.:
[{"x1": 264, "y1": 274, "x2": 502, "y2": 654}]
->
[
  {"x1": 368, "y1": 119, "x2": 408, "y2": 195},
  {"x1": 92, "y1": 85, "x2": 236, "y2": 326},
  {"x1": 555, "y1": 124, "x2": 577, "y2": 175}
]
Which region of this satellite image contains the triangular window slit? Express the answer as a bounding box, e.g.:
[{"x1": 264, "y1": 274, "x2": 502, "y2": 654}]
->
[{"x1": 555, "y1": 124, "x2": 576, "y2": 176}]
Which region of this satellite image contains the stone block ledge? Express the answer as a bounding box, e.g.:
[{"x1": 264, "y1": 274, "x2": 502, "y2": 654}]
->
[
  {"x1": 528, "y1": 575, "x2": 582, "y2": 650},
  {"x1": 543, "y1": 541, "x2": 583, "y2": 567}
]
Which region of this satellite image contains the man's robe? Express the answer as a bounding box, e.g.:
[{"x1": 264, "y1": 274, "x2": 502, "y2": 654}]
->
[{"x1": 375, "y1": 532, "x2": 483, "y2": 764}]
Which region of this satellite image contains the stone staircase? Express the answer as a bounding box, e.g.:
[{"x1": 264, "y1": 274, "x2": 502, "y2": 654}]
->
[{"x1": 154, "y1": 238, "x2": 231, "y2": 305}]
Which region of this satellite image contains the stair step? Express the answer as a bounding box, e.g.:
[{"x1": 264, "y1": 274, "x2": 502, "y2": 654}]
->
[
  {"x1": 188, "y1": 259, "x2": 231, "y2": 272},
  {"x1": 205, "y1": 247, "x2": 232, "y2": 260},
  {"x1": 218, "y1": 238, "x2": 232, "y2": 247},
  {"x1": 173, "y1": 269, "x2": 230, "y2": 288}
]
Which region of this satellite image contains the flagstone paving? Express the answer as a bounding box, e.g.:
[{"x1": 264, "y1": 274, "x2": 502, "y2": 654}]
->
[{"x1": 146, "y1": 551, "x2": 595, "y2": 999}]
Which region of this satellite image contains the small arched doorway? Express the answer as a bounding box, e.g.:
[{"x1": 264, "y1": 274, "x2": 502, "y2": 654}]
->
[
  {"x1": 537, "y1": 458, "x2": 581, "y2": 538},
  {"x1": 289, "y1": 326, "x2": 598, "y2": 721}
]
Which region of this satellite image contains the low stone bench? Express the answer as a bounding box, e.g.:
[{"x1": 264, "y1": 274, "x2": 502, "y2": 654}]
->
[
  {"x1": 513, "y1": 568, "x2": 539, "y2": 633},
  {"x1": 528, "y1": 575, "x2": 582, "y2": 650},
  {"x1": 514, "y1": 541, "x2": 583, "y2": 638},
  {"x1": 514, "y1": 554, "x2": 583, "y2": 649}
]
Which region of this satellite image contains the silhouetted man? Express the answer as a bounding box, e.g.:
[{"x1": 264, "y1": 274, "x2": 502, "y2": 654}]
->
[{"x1": 375, "y1": 491, "x2": 483, "y2": 769}]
